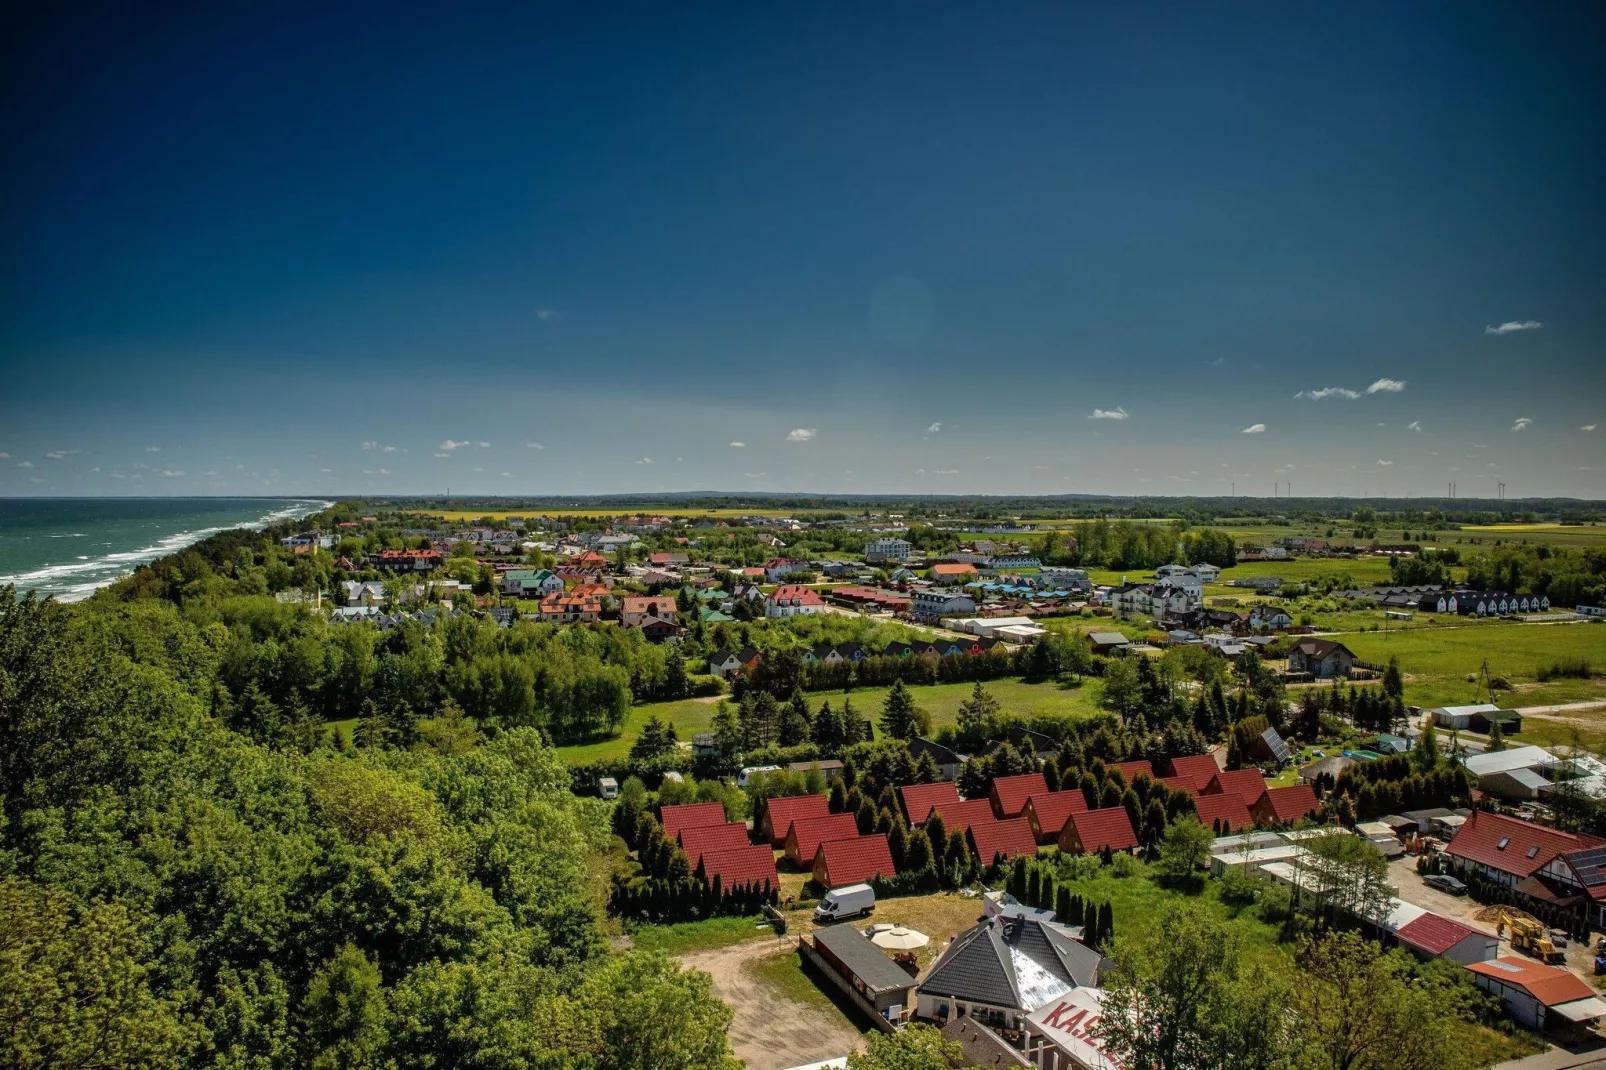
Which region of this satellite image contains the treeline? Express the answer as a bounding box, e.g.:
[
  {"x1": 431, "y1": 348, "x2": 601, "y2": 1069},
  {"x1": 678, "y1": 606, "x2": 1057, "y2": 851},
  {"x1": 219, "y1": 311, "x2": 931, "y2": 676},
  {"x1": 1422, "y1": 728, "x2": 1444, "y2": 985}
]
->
[
  {"x1": 1464, "y1": 544, "x2": 1606, "y2": 607},
  {"x1": 0, "y1": 593, "x2": 742, "y2": 1070},
  {"x1": 606, "y1": 794, "x2": 777, "y2": 922}
]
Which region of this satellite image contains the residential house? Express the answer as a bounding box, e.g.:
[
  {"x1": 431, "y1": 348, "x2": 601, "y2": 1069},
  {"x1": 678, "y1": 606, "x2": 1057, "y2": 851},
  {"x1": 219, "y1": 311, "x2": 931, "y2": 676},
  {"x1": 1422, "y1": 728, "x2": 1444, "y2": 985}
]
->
[
  {"x1": 1058, "y1": 807, "x2": 1140, "y2": 855},
  {"x1": 1193, "y1": 793, "x2": 1254, "y2": 833},
  {"x1": 989, "y1": 773, "x2": 1050, "y2": 819},
  {"x1": 990, "y1": 553, "x2": 1041, "y2": 569},
  {"x1": 1038, "y1": 566, "x2": 1093, "y2": 591},
  {"x1": 1113, "y1": 760, "x2": 1155, "y2": 786},
  {"x1": 813, "y1": 834, "x2": 896, "y2": 888},
  {"x1": 1165, "y1": 754, "x2": 1223, "y2": 783},
  {"x1": 538, "y1": 590, "x2": 602, "y2": 623},
  {"x1": 899, "y1": 781, "x2": 962, "y2": 826},
  {"x1": 500, "y1": 569, "x2": 563, "y2": 597},
  {"x1": 708, "y1": 646, "x2": 762, "y2": 679},
  {"x1": 760, "y1": 794, "x2": 831, "y2": 847},
  {"x1": 676, "y1": 822, "x2": 752, "y2": 867},
  {"x1": 696, "y1": 845, "x2": 779, "y2": 894},
  {"x1": 931, "y1": 798, "x2": 1004, "y2": 834},
  {"x1": 864, "y1": 537, "x2": 912, "y2": 563},
  {"x1": 646, "y1": 551, "x2": 689, "y2": 567},
  {"x1": 931, "y1": 562, "x2": 980, "y2": 583},
  {"x1": 1246, "y1": 724, "x2": 1293, "y2": 766},
  {"x1": 342, "y1": 580, "x2": 387, "y2": 607},
  {"x1": 967, "y1": 817, "x2": 1041, "y2": 867},
  {"x1": 765, "y1": 557, "x2": 810, "y2": 582},
  {"x1": 1466, "y1": 958, "x2": 1603, "y2": 1031},
  {"x1": 766, "y1": 585, "x2": 825, "y2": 618},
  {"x1": 1021, "y1": 791, "x2": 1090, "y2": 844},
  {"x1": 1251, "y1": 784, "x2": 1319, "y2": 826},
  {"x1": 1545, "y1": 848, "x2": 1606, "y2": 929},
  {"x1": 807, "y1": 926, "x2": 918, "y2": 1028},
  {"x1": 912, "y1": 588, "x2": 977, "y2": 622},
  {"x1": 1287, "y1": 638, "x2": 1356, "y2": 679},
  {"x1": 660, "y1": 801, "x2": 729, "y2": 840},
  {"x1": 637, "y1": 616, "x2": 680, "y2": 643},
  {"x1": 785, "y1": 814, "x2": 861, "y2": 866},
  {"x1": 907, "y1": 737, "x2": 965, "y2": 782},
  {"x1": 1299, "y1": 754, "x2": 1357, "y2": 788},
  {"x1": 917, "y1": 914, "x2": 1110, "y2": 1029},
  {"x1": 621, "y1": 595, "x2": 680, "y2": 626},
  {"x1": 1444, "y1": 809, "x2": 1606, "y2": 892},
  {"x1": 1203, "y1": 769, "x2": 1270, "y2": 809},
  {"x1": 373, "y1": 548, "x2": 443, "y2": 571}
]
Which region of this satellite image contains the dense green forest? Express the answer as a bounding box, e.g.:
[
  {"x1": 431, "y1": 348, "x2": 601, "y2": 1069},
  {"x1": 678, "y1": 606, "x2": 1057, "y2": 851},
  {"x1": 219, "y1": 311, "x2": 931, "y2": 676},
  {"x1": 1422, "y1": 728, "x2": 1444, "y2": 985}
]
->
[{"x1": 0, "y1": 586, "x2": 740, "y2": 1069}]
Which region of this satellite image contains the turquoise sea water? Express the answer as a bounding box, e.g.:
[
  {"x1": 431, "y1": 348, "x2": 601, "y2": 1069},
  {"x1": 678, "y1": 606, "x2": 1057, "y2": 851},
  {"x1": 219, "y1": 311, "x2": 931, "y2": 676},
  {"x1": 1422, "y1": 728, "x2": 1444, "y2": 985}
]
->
[{"x1": 0, "y1": 497, "x2": 329, "y2": 601}]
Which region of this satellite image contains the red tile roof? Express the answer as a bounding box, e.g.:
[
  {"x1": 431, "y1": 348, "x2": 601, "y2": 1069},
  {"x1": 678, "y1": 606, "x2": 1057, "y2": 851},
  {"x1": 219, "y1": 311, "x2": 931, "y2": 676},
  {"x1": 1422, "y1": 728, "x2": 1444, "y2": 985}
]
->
[
  {"x1": 1113, "y1": 760, "x2": 1155, "y2": 785},
  {"x1": 677, "y1": 822, "x2": 752, "y2": 864},
  {"x1": 786, "y1": 813, "x2": 861, "y2": 863},
  {"x1": 1467, "y1": 957, "x2": 1596, "y2": 1006},
  {"x1": 1159, "y1": 775, "x2": 1202, "y2": 797},
  {"x1": 900, "y1": 782, "x2": 962, "y2": 826},
  {"x1": 932, "y1": 563, "x2": 977, "y2": 576},
  {"x1": 1192, "y1": 792, "x2": 1254, "y2": 833},
  {"x1": 1395, "y1": 913, "x2": 1485, "y2": 957},
  {"x1": 1063, "y1": 807, "x2": 1140, "y2": 854},
  {"x1": 769, "y1": 585, "x2": 825, "y2": 606},
  {"x1": 967, "y1": 817, "x2": 1041, "y2": 866},
  {"x1": 1022, "y1": 791, "x2": 1090, "y2": 843},
  {"x1": 1204, "y1": 769, "x2": 1270, "y2": 807},
  {"x1": 989, "y1": 773, "x2": 1049, "y2": 817},
  {"x1": 814, "y1": 834, "x2": 896, "y2": 888},
  {"x1": 763, "y1": 794, "x2": 831, "y2": 846},
  {"x1": 698, "y1": 845, "x2": 779, "y2": 892},
  {"x1": 660, "y1": 801, "x2": 729, "y2": 839},
  {"x1": 1446, "y1": 810, "x2": 1606, "y2": 880},
  {"x1": 1166, "y1": 754, "x2": 1222, "y2": 783},
  {"x1": 621, "y1": 595, "x2": 680, "y2": 616},
  {"x1": 1254, "y1": 784, "x2": 1319, "y2": 826},
  {"x1": 927, "y1": 798, "x2": 998, "y2": 833}
]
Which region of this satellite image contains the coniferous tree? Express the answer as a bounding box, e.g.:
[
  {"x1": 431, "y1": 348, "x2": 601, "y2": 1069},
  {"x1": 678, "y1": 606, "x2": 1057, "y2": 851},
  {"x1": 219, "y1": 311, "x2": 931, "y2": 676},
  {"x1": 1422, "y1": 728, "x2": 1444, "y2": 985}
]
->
[{"x1": 879, "y1": 679, "x2": 923, "y2": 740}]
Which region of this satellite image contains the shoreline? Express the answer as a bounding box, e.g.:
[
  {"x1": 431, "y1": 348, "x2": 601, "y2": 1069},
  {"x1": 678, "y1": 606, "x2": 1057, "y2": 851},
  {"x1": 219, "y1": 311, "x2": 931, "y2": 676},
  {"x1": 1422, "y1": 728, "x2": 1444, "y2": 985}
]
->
[{"x1": 3, "y1": 499, "x2": 333, "y2": 602}]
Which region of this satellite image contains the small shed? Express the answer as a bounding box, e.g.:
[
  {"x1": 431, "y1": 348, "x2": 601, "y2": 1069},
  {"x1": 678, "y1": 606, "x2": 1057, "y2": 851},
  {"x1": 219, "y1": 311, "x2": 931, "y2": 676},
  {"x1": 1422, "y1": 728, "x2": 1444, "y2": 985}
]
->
[{"x1": 809, "y1": 925, "x2": 918, "y2": 1026}]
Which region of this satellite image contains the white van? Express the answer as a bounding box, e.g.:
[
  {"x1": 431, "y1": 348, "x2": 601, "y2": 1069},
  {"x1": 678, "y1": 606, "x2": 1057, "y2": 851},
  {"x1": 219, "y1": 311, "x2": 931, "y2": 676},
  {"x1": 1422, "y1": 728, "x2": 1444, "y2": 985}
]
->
[
  {"x1": 598, "y1": 777, "x2": 619, "y2": 800},
  {"x1": 737, "y1": 765, "x2": 781, "y2": 788},
  {"x1": 813, "y1": 883, "x2": 875, "y2": 923}
]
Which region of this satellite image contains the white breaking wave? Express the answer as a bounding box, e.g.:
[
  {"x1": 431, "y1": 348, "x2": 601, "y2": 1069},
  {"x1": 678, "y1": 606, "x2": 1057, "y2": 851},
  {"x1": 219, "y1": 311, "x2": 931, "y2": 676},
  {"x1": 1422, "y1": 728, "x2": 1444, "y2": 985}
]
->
[{"x1": 1, "y1": 500, "x2": 332, "y2": 603}]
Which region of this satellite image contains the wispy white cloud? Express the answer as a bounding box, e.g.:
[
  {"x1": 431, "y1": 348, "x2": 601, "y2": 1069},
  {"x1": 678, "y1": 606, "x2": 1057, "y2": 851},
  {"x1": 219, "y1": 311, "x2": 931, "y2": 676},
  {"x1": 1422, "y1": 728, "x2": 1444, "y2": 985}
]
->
[
  {"x1": 0, "y1": 453, "x2": 9, "y2": 459},
  {"x1": 27, "y1": 476, "x2": 42, "y2": 484},
  {"x1": 927, "y1": 422, "x2": 942, "y2": 433},
  {"x1": 1366, "y1": 378, "x2": 1406, "y2": 394},
  {"x1": 1088, "y1": 407, "x2": 1129, "y2": 420},
  {"x1": 16, "y1": 460, "x2": 34, "y2": 468},
  {"x1": 1512, "y1": 417, "x2": 1533, "y2": 432},
  {"x1": 787, "y1": 428, "x2": 817, "y2": 442},
  {"x1": 933, "y1": 469, "x2": 960, "y2": 475},
  {"x1": 477, "y1": 441, "x2": 490, "y2": 449},
  {"x1": 728, "y1": 441, "x2": 746, "y2": 448},
  {"x1": 319, "y1": 468, "x2": 333, "y2": 473},
  {"x1": 361, "y1": 441, "x2": 398, "y2": 452},
  {"x1": 44, "y1": 449, "x2": 80, "y2": 460},
  {"x1": 744, "y1": 472, "x2": 766, "y2": 478},
  {"x1": 1485, "y1": 320, "x2": 1543, "y2": 335},
  {"x1": 1294, "y1": 386, "x2": 1360, "y2": 400},
  {"x1": 1241, "y1": 423, "x2": 1266, "y2": 434},
  {"x1": 360, "y1": 468, "x2": 391, "y2": 475},
  {"x1": 526, "y1": 441, "x2": 544, "y2": 449},
  {"x1": 1376, "y1": 460, "x2": 1393, "y2": 466},
  {"x1": 434, "y1": 452, "x2": 449, "y2": 458},
  {"x1": 155, "y1": 469, "x2": 185, "y2": 478},
  {"x1": 634, "y1": 457, "x2": 654, "y2": 465},
  {"x1": 86, "y1": 466, "x2": 99, "y2": 473},
  {"x1": 499, "y1": 472, "x2": 512, "y2": 477},
  {"x1": 1407, "y1": 421, "x2": 1422, "y2": 432},
  {"x1": 1584, "y1": 424, "x2": 1597, "y2": 432},
  {"x1": 146, "y1": 445, "x2": 161, "y2": 452}
]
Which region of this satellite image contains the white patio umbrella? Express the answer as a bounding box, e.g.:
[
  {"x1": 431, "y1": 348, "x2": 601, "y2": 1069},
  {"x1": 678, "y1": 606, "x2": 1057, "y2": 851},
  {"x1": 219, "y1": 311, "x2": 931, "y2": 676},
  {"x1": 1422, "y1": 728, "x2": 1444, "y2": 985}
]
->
[{"x1": 870, "y1": 926, "x2": 930, "y2": 950}]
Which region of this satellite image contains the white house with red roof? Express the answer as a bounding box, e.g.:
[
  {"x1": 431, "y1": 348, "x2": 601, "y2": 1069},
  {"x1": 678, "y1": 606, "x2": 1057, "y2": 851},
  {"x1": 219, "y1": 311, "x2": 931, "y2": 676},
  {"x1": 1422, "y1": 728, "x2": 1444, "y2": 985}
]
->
[
  {"x1": 1393, "y1": 913, "x2": 1498, "y2": 966},
  {"x1": 766, "y1": 584, "x2": 825, "y2": 618},
  {"x1": 1444, "y1": 809, "x2": 1606, "y2": 891}
]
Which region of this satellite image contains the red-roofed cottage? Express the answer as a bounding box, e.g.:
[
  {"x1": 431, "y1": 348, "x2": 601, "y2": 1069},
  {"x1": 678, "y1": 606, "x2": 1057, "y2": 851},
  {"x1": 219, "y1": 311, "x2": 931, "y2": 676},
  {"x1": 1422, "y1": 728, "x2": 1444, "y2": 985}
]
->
[
  {"x1": 660, "y1": 801, "x2": 728, "y2": 840},
  {"x1": 967, "y1": 817, "x2": 1041, "y2": 867},
  {"x1": 698, "y1": 845, "x2": 779, "y2": 893},
  {"x1": 785, "y1": 813, "x2": 861, "y2": 865},
  {"x1": 927, "y1": 798, "x2": 998, "y2": 834},
  {"x1": 1251, "y1": 784, "x2": 1319, "y2": 827},
  {"x1": 1021, "y1": 790, "x2": 1090, "y2": 844},
  {"x1": 1192, "y1": 792, "x2": 1254, "y2": 834},
  {"x1": 1394, "y1": 913, "x2": 1497, "y2": 965},
  {"x1": 677, "y1": 822, "x2": 751, "y2": 865},
  {"x1": 1166, "y1": 753, "x2": 1222, "y2": 783},
  {"x1": 900, "y1": 782, "x2": 961, "y2": 826},
  {"x1": 1203, "y1": 769, "x2": 1269, "y2": 808},
  {"x1": 1112, "y1": 760, "x2": 1155, "y2": 786},
  {"x1": 989, "y1": 773, "x2": 1049, "y2": 819},
  {"x1": 760, "y1": 794, "x2": 831, "y2": 846},
  {"x1": 814, "y1": 835, "x2": 896, "y2": 889},
  {"x1": 1058, "y1": 807, "x2": 1140, "y2": 855},
  {"x1": 1160, "y1": 775, "x2": 1202, "y2": 796}
]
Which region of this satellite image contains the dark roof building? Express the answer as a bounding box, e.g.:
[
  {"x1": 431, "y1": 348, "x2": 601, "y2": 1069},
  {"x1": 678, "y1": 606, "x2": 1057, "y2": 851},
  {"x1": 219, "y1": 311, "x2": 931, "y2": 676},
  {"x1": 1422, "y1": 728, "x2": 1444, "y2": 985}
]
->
[
  {"x1": 809, "y1": 925, "x2": 919, "y2": 1021},
  {"x1": 916, "y1": 914, "x2": 1110, "y2": 1027}
]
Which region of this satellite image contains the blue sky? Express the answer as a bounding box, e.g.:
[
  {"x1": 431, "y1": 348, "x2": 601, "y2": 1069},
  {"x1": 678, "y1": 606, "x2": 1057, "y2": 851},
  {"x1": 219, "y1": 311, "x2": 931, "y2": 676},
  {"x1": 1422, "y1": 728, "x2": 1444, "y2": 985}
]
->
[{"x1": 2, "y1": 2, "x2": 1602, "y2": 498}]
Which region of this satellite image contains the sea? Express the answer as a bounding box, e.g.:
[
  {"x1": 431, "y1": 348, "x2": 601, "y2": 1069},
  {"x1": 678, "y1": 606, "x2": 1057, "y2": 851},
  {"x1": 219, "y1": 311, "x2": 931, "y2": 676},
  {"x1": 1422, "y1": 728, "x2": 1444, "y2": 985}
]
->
[{"x1": 0, "y1": 497, "x2": 332, "y2": 602}]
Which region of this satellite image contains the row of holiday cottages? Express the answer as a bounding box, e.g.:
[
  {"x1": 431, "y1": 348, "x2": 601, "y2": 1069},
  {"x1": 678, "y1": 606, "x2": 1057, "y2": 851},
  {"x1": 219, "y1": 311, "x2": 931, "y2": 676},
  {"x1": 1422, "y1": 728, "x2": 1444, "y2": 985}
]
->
[{"x1": 657, "y1": 758, "x2": 1317, "y2": 895}]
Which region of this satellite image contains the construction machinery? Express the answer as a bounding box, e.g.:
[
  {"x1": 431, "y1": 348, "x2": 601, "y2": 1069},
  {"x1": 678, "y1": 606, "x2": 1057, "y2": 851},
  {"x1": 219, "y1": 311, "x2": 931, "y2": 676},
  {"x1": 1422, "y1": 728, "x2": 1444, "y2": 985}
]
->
[{"x1": 1510, "y1": 916, "x2": 1567, "y2": 965}]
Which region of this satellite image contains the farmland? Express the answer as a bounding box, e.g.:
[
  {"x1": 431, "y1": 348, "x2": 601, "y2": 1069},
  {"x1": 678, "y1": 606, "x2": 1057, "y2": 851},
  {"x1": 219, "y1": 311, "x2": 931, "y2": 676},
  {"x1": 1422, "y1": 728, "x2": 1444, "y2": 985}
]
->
[{"x1": 1339, "y1": 620, "x2": 1606, "y2": 708}]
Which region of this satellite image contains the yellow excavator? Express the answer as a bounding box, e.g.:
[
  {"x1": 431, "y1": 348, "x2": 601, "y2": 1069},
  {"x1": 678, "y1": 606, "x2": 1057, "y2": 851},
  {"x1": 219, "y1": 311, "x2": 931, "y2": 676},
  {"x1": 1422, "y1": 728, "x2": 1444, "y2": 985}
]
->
[{"x1": 1509, "y1": 916, "x2": 1566, "y2": 965}]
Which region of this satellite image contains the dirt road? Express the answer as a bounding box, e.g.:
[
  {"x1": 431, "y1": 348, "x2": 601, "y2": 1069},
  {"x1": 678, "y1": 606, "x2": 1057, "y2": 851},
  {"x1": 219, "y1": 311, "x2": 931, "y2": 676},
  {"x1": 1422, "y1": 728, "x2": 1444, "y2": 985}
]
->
[{"x1": 678, "y1": 937, "x2": 867, "y2": 1070}]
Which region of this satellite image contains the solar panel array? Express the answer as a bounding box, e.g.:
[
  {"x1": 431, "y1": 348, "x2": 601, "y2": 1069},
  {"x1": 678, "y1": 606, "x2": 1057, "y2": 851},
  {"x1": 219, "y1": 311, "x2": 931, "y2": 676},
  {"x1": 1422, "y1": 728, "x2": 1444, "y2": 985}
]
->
[
  {"x1": 1568, "y1": 847, "x2": 1606, "y2": 886},
  {"x1": 1260, "y1": 727, "x2": 1292, "y2": 764}
]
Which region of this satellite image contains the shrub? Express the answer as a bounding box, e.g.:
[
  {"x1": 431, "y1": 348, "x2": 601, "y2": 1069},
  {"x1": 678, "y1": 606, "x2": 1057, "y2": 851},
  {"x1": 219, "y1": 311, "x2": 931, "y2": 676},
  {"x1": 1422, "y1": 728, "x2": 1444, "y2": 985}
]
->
[{"x1": 1538, "y1": 657, "x2": 1592, "y2": 682}]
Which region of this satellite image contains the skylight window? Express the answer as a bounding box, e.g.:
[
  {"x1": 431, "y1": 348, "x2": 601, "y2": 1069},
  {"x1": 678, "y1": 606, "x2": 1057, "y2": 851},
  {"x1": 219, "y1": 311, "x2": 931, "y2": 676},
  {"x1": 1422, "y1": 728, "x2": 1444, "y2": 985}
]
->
[
  {"x1": 1497, "y1": 836, "x2": 1511, "y2": 850},
  {"x1": 1527, "y1": 845, "x2": 1540, "y2": 859}
]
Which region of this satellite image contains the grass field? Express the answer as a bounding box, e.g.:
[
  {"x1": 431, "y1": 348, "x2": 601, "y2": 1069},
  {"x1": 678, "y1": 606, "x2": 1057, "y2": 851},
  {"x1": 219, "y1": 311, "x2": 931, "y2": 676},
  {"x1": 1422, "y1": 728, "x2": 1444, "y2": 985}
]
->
[
  {"x1": 625, "y1": 914, "x2": 775, "y2": 955},
  {"x1": 1339, "y1": 620, "x2": 1606, "y2": 708},
  {"x1": 555, "y1": 676, "x2": 1110, "y2": 764}
]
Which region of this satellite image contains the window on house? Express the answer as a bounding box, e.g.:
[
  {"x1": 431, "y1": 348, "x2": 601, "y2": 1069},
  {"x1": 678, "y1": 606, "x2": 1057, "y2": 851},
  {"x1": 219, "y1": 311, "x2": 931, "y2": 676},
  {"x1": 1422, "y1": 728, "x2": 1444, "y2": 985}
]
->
[
  {"x1": 1497, "y1": 836, "x2": 1511, "y2": 850},
  {"x1": 1528, "y1": 845, "x2": 1540, "y2": 859}
]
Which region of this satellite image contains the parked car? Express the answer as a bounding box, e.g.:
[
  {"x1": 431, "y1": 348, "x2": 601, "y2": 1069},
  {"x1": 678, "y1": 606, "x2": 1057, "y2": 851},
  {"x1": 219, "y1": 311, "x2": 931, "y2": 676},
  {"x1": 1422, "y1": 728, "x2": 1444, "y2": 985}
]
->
[
  {"x1": 813, "y1": 883, "x2": 875, "y2": 923},
  {"x1": 1423, "y1": 873, "x2": 1468, "y2": 895}
]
